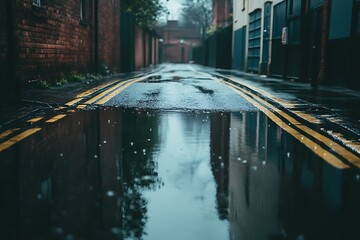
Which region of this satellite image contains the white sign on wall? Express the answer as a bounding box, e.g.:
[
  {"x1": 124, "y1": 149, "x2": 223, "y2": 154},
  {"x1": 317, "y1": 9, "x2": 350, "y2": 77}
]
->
[{"x1": 282, "y1": 27, "x2": 288, "y2": 45}]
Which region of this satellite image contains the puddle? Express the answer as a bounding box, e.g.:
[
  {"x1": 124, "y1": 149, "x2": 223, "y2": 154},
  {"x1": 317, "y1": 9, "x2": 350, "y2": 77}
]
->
[{"x1": 0, "y1": 108, "x2": 359, "y2": 240}]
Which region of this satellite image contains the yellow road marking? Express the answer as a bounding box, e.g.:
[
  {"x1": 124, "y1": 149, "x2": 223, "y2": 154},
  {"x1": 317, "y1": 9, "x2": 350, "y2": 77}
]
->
[
  {"x1": 224, "y1": 75, "x2": 324, "y2": 124},
  {"x1": 76, "y1": 80, "x2": 119, "y2": 98},
  {"x1": 238, "y1": 85, "x2": 360, "y2": 167},
  {"x1": 46, "y1": 114, "x2": 67, "y2": 123},
  {"x1": 76, "y1": 104, "x2": 87, "y2": 109},
  {"x1": 96, "y1": 78, "x2": 143, "y2": 104},
  {"x1": 84, "y1": 79, "x2": 133, "y2": 105},
  {"x1": 0, "y1": 128, "x2": 41, "y2": 152},
  {"x1": 0, "y1": 128, "x2": 20, "y2": 139},
  {"x1": 65, "y1": 98, "x2": 83, "y2": 107},
  {"x1": 221, "y1": 80, "x2": 350, "y2": 169},
  {"x1": 65, "y1": 80, "x2": 121, "y2": 106},
  {"x1": 27, "y1": 117, "x2": 43, "y2": 123}
]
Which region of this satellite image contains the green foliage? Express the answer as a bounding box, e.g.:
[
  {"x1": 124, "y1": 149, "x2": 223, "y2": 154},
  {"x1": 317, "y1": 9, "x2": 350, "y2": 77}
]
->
[
  {"x1": 99, "y1": 62, "x2": 110, "y2": 75},
  {"x1": 122, "y1": 0, "x2": 166, "y2": 25},
  {"x1": 36, "y1": 80, "x2": 50, "y2": 89},
  {"x1": 55, "y1": 74, "x2": 68, "y2": 86},
  {"x1": 67, "y1": 73, "x2": 86, "y2": 82}
]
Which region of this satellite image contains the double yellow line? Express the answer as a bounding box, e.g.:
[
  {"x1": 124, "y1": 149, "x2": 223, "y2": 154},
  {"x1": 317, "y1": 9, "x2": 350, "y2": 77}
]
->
[
  {"x1": 0, "y1": 76, "x2": 146, "y2": 153},
  {"x1": 220, "y1": 79, "x2": 360, "y2": 169}
]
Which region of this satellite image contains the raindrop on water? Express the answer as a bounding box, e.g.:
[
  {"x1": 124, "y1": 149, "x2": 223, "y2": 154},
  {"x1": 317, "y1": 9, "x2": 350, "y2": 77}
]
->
[
  {"x1": 64, "y1": 234, "x2": 75, "y2": 240},
  {"x1": 287, "y1": 152, "x2": 290, "y2": 158},
  {"x1": 108, "y1": 120, "x2": 111, "y2": 124},
  {"x1": 94, "y1": 155, "x2": 98, "y2": 159},
  {"x1": 147, "y1": 139, "x2": 151, "y2": 142},
  {"x1": 221, "y1": 162, "x2": 224, "y2": 168},
  {"x1": 237, "y1": 157, "x2": 241, "y2": 161},
  {"x1": 60, "y1": 153, "x2": 64, "y2": 157},
  {"x1": 356, "y1": 174, "x2": 360, "y2": 180},
  {"x1": 130, "y1": 142, "x2": 134, "y2": 146},
  {"x1": 106, "y1": 191, "x2": 115, "y2": 197},
  {"x1": 242, "y1": 160, "x2": 247, "y2": 164},
  {"x1": 103, "y1": 140, "x2": 107, "y2": 144},
  {"x1": 52, "y1": 227, "x2": 64, "y2": 235},
  {"x1": 134, "y1": 151, "x2": 137, "y2": 154},
  {"x1": 262, "y1": 161, "x2": 266, "y2": 166},
  {"x1": 111, "y1": 228, "x2": 121, "y2": 235},
  {"x1": 37, "y1": 194, "x2": 42, "y2": 199},
  {"x1": 218, "y1": 156, "x2": 222, "y2": 160},
  {"x1": 251, "y1": 166, "x2": 258, "y2": 171}
]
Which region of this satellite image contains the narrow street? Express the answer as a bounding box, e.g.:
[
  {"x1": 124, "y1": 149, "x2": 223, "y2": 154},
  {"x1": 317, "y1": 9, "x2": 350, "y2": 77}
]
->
[{"x1": 0, "y1": 64, "x2": 359, "y2": 240}]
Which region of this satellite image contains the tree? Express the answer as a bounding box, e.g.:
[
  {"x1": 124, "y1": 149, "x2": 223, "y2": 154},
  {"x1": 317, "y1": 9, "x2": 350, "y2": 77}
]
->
[
  {"x1": 122, "y1": 0, "x2": 166, "y2": 25},
  {"x1": 181, "y1": 0, "x2": 213, "y2": 39}
]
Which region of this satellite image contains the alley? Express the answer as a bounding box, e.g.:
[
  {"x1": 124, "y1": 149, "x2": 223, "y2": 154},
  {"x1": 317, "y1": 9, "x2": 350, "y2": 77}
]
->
[{"x1": 0, "y1": 64, "x2": 360, "y2": 240}]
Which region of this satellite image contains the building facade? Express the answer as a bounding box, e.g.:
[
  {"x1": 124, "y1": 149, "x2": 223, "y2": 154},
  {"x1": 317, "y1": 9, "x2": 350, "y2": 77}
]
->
[
  {"x1": 232, "y1": 0, "x2": 360, "y2": 89},
  {"x1": 156, "y1": 21, "x2": 202, "y2": 63},
  {"x1": 0, "y1": 0, "x2": 160, "y2": 97}
]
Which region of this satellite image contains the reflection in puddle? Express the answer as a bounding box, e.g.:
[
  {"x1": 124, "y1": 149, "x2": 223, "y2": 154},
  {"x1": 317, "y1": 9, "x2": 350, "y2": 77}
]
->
[{"x1": 0, "y1": 108, "x2": 359, "y2": 240}]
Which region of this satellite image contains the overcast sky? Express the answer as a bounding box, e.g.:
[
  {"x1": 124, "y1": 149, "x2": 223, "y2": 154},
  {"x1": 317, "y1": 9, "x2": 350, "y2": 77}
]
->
[{"x1": 162, "y1": 0, "x2": 183, "y2": 20}]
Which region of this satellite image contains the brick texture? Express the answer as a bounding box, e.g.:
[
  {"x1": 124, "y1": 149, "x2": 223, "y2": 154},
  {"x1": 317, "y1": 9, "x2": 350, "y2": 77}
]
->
[
  {"x1": 98, "y1": 0, "x2": 120, "y2": 72},
  {"x1": 0, "y1": 0, "x2": 8, "y2": 90},
  {"x1": 14, "y1": 0, "x2": 94, "y2": 83}
]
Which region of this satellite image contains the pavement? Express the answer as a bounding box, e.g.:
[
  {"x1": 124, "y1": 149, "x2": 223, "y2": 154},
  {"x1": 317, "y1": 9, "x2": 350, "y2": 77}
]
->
[
  {"x1": 1, "y1": 64, "x2": 359, "y2": 151},
  {"x1": 0, "y1": 69, "x2": 153, "y2": 131}
]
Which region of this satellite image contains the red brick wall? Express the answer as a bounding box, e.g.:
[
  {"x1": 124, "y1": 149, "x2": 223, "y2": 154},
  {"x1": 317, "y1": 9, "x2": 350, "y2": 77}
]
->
[
  {"x1": 134, "y1": 26, "x2": 145, "y2": 70},
  {"x1": 14, "y1": 0, "x2": 94, "y2": 83},
  {"x1": 0, "y1": 0, "x2": 7, "y2": 63},
  {"x1": 0, "y1": 0, "x2": 8, "y2": 91},
  {"x1": 98, "y1": 0, "x2": 120, "y2": 72}
]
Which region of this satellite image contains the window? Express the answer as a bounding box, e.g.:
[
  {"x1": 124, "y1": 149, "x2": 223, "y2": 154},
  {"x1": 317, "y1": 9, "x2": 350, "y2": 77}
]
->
[
  {"x1": 32, "y1": 0, "x2": 41, "y2": 6},
  {"x1": 289, "y1": 0, "x2": 294, "y2": 15},
  {"x1": 32, "y1": 0, "x2": 45, "y2": 7},
  {"x1": 80, "y1": 0, "x2": 86, "y2": 20}
]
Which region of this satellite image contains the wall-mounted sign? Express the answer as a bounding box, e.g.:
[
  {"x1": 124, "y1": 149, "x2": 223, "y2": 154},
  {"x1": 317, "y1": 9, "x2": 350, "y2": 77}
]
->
[{"x1": 282, "y1": 27, "x2": 288, "y2": 45}]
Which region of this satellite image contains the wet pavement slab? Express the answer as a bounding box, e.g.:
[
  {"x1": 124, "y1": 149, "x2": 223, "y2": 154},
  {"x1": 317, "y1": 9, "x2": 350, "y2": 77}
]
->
[{"x1": 1, "y1": 107, "x2": 360, "y2": 240}]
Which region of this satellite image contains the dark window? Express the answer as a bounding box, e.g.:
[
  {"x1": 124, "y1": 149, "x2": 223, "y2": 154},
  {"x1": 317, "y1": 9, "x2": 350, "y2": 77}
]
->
[
  {"x1": 80, "y1": 0, "x2": 86, "y2": 20},
  {"x1": 32, "y1": 0, "x2": 46, "y2": 7},
  {"x1": 289, "y1": 0, "x2": 294, "y2": 15},
  {"x1": 32, "y1": 0, "x2": 41, "y2": 6},
  {"x1": 272, "y1": 1, "x2": 286, "y2": 39},
  {"x1": 248, "y1": 9, "x2": 262, "y2": 72}
]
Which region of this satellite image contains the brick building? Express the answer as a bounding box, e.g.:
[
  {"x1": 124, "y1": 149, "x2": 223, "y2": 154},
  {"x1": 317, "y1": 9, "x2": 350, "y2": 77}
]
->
[
  {"x1": 213, "y1": 0, "x2": 233, "y2": 27},
  {"x1": 0, "y1": 0, "x2": 122, "y2": 96},
  {"x1": 155, "y1": 21, "x2": 202, "y2": 63},
  {"x1": 0, "y1": 0, "x2": 160, "y2": 98}
]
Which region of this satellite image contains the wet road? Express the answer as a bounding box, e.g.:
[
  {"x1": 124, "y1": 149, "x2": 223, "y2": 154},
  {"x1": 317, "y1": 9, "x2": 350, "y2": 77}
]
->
[
  {"x1": 1, "y1": 64, "x2": 360, "y2": 240},
  {"x1": 104, "y1": 64, "x2": 256, "y2": 111}
]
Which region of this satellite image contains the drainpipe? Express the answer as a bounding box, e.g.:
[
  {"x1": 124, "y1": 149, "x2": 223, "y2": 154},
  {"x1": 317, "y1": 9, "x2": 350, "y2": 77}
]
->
[
  {"x1": 6, "y1": 0, "x2": 20, "y2": 100},
  {"x1": 300, "y1": 0, "x2": 310, "y2": 83},
  {"x1": 317, "y1": 0, "x2": 330, "y2": 86},
  {"x1": 94, "y1": 0, "x2": 99, "y2": 72}
]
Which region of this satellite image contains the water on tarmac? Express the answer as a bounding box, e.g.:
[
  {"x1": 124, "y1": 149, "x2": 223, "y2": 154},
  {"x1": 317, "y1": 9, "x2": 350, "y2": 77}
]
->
[{"x1": 1, "y1": 108, "x2": 360, "y2": 240}]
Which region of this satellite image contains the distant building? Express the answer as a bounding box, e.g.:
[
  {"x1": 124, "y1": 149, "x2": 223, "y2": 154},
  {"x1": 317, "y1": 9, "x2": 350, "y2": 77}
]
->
[
  {"x1": 232, "y1": 0, "x2": 360, "y2": 89},
  {"x1": 213, "y1": 0, "x2": 233, "y2": 27},
  {"x1": 155, "y1": 21, "x2": 202, "y2": 63}
]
